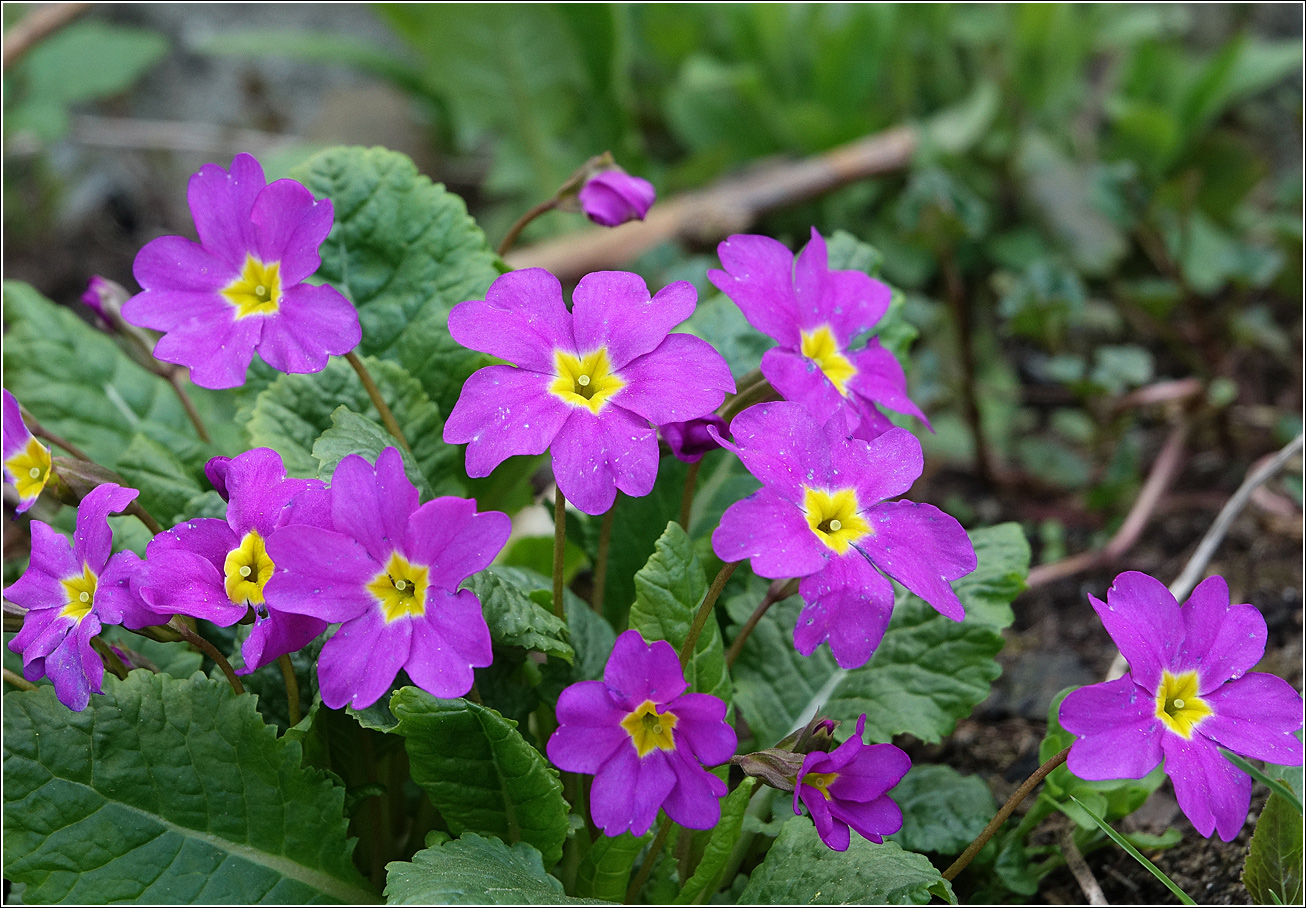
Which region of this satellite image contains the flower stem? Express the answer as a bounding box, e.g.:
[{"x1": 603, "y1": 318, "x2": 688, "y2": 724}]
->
[
  {"x1": 28, "y1": 423, "x2": 91, "y2": 462},
  {"x1": 942, "y1": 746, "x2": 1070, "y2": 882},
  {"x1": 680, "y1": 561, "x2": 738, "y2": 669},
  {"x1": 725, "y1": 577, "x2": 799, "y2": 670},
  {"x1": 626, "y1": 815, "x2": 673, "y2": 904},
  {"x1": 169, "y1": 618, "x2": 244, "y2": 696},
  {"x1": 498, "y1": 198, "x2": 558, "y2": 258},
  {"x1": 678, "y1": 460, "x2": 702, "y2": 530},
  {"x1": 126, "y1": 501, "x2": 164, "y2": 537},
  {"x1": 91, "y1": 637, "x2": 130, "y2": 680},
  {"x1": 592, "y1": 503, "x2": 616, "y2": 615},
  {"x1": 166, "y1": 371, "x2": 213, "y2": 443},
  {"x1": 278, "y1": 654, "x2": 301, "y2": 726},
  {"x1": 344, "y1": 351, "x2": 413, "y2": 457},
  {"x1": 3, "y1": 667, "x2": 37, "y2": 692},
  {"x1": 552, "y1": 485, "x2": 567, "y2": 620}
]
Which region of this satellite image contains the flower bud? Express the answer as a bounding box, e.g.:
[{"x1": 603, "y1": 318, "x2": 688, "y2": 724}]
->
[
  {"x1": 81, "y1": 275, "x2": 130, "y2": 328},
  {"x1": 662, "y1": 415, "x2": 727, "y2": 463},
  {"x1": 579, "y1": 168, "x2": 656, "y2": 227}
]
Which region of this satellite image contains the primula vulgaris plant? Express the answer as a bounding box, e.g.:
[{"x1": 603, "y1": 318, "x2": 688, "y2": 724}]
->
[{"x1": 3, "y1": 147, "x2": 1301, "y2": 906}]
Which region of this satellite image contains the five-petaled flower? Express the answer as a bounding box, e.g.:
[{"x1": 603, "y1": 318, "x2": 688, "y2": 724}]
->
[
  {"x1": 264, "y1": 448, "x2": 510, "y2": 709},
  {"x1": 579, "y1": 168, "x2": 656, "y2": 228},
  {"x1": 708, "y1": 228, "x2": 926, "y2": 441},
  {"x1": 5, "y1": 483, "x2": 158, "y2": 710},
  {"x1": 548, "y1": 629, "x2": 737, "y2": 836},
  {"x1": 137, "y1": 448, "x2": 331, "y2": 673},
  {"x1": 711, "y1": 401, "x2": 976, "y2": 669},
  {"x1": 2, "y1": 390, "x2": 53, "y2": 514},
  {"x1": 444, "y1": 269, "x2": 735, "y2": 515},
  {"x1": 123, "y1": 152, "x2": 361, "y2": 389},
  {"x1": 1059, "y1": 572, "x2": 1304, "y2": 841},
  {"x1": 793, "y1": 714, "x2": 910, "y2": 852}
]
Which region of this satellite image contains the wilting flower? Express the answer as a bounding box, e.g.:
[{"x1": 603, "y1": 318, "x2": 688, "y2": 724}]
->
[
  {"x1": 662, "y1": 415, "x2": 728, "y2": 464},
  {"x1": 5, "y1": 483, "x2": 157, "y2": 710},
  {"x1": 548, "y1": 630, "x2": 737, "y2": 836},
  {"x1": 579, "y1": 168, "x2": 656, "y2": 227},
  {"x1": 793, "y1": 715, "x2": 910, "y2": 851},
  {"x1": 444, "y1": 269, "x2": 734, "y2": 515},
  {"x1": 137, "y1": 448, "x2": 330, "y2": 673},
  {"x1": 1060, "y1": 572, "x2": 1304, "y2": 841},
  {"x1": 122, "y1": 153, "x2": 361, "y2": 389},
  {"x1": 264, "y1": 448, "x2": 510, "y2": 709},
  {"x1": 2, "y1": 390, "x2": 52, "y2": 514},
  {"x1": 711, "y1": 401, "x2": 975, "y2": 669},
  {"x1": 708, "y1": 229, "x2": 926, "y2": 441}
]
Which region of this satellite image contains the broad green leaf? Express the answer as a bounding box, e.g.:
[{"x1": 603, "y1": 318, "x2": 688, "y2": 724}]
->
[
  {"x1": 465, "y1": 567, "x2": 573, "y2": 663},
  {"x1": 311, "y1": 406, "x2": 434, "y2": 499},
  {"x1": 675, "y1": 778, "x2": 757, "y2": 904},
  {"x1": 114, "y1": 432, "x2": 207, "y2": 527},
  {"x1": 2, "y1": 673, "x2": 374, "y2": 904},
  {"x1": 1243, "y1": 791, "x2": 1304, "y2": 906},
  {"x1": 890, "y1": 764, "x2": 997, "y2": 856},
  {"x1": 99, "y1": 627, "x2": 203, "y2": 680},
  {"x1": 949, "y1": 523, "x2": 1028, "y2": 628},
  {"x1": 385, "y1": 832, "x2": 606, "y2": 905},
  {"x1": 390, "y1": 688, "x2": 570, "y2": 868},
  {"x1": 573, "y1": 831, "x2": 648, "y2": 902},
  {"x1": 628, "y1": 522, "x2": 731, "y2": 705},
  {"x1": 738, "y1": 817, "x2": 952, "y2": 905}
]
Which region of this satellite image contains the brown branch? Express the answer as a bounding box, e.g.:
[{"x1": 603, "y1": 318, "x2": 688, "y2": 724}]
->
[
  {"x1": 506, "y1": 126, "x2": 918, "y2": 281},
  {"x1": 3, "y1": 3, "x2": 91, "y2": 72}
]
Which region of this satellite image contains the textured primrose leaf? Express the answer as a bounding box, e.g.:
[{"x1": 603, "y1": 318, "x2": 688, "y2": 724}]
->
[
  {"x1": 311, "y1": 406, "x2": 434, "y2": 499},
  {"x1": 385, "y1": 832, "x2": 607, "y2": 905},
  {"x1": 1243, "y1": 790, "x2": 1304, "y2": 905},
  {"x1": 729, "y1": 524, "x2": 1025, "y2": 748},
  {"x1": 389, "y1": 688, "x2": 570, "y2": 868},
  {"x1": 629, "y1": 522, "x2": 731, "y2": 705},
  {"x1": 114, "y1": 431, "x2": 207, "y2": 527},
  {"x1": 465, "y1": 566, "x2": 573, "y2": 663},
  {"x1": 289, "y1": 146, "x2": 501, "y2": 417},
  {"x1": 738, "y1": 817, "x2": 952, "y2": 905},
  {"x1": 2, "y1": 673, "x2": 375, "y2": 904},
  {"x1": 573, "y1": 831, "x2": 649, "y2": 902},
  {"x1": 889, "y1": 764, "x2": 997, "y2": 856},
  {"x1": 674, "y1": 778, "x2": 757, "y2": 904}
]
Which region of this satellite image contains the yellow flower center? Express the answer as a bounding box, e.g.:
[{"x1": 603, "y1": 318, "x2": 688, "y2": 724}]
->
[
  {"x1": 800, "y1": 325, "x2": 857, "y2": 396},
  {"x1": 803, "y1": 770, "x2": 840, "y2": 800},
  {"x1": 222, "y1": 255, "x2": 282, "y2": 318},
  {"x1": 1155, "y1": 670, "x2": 1213, "y2": 739},
  {"x1": 550, "y1": 348, "x2": 626, "y2": 414},
  {"x1": 5, "y1": 436, "x2": 52, "y2": 503},
  {"x1": 802, "y1": 487, "x2": 871, "y2": 554},
  {"x1": 223, "y1": 530, "x2": 275, "y2": 606},
  {"x1": 60, "y1": 564, "x2": 98, "y2": 621},
  {"x1": 366, "y1": 552, "x2": 430, "y2": 623},
  {"x1": 619, "y1": 700, "x2": 679, "y2": 758}
]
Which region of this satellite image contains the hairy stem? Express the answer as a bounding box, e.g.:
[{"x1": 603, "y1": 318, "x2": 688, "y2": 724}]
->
[
  {"x1": 167, "y1": 372, "x2": 213, "y2": 443},
  {"x1": 592, "y1": 503, "x2": 616, "y2": 615},
  {"x1": 4, "y1": 667, "x2": 37, "y2": 691},
  {"x1": 626, "y1": 815, "x2": 673, "y2": 904},
  {"x1": 498, "y1": 198, "x2": 558, "y2": 258},
  {"x1": 170, "y1": 618, "x2": 244, "y2": 696},
  {"x1": 278, "y1": 654, "x2": 301, "y2": 726},
  {"x1": 681, "y1": 562, "x2": 738, "y2": 669},
  {"x1": 942, "y1": 746, "x2": 1070, "y2": 882},
  {"x1": 28, "y1": 423, "x2": 92, "y2": 463},
  {"x1": 552, "y1": 486, "x2": 567, "y2": 620},
  {"x1": 725, "y1": 578, "x2": 799, "y2": 669},
  {"x1": 345, "y1": 351, "x2": 413, "y2": 456},
  {"x1": 941, "y1": 249, "x2": 994, "y2": 485},
  {"x1": 678, "y1": 460, "x2": 702, "y2": 531}
]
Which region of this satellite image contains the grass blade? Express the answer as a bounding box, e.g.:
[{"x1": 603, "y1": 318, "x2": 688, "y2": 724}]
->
[
  {"x1": 1067, "y1": 795, "x2": 1196, "y2": 905},
  {"x1": 1223, "y1": 751, "x2": 1304, "y2": 816}
]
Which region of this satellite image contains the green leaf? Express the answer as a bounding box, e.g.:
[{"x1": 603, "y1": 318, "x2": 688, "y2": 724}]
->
[
  {"x1": 1244, "y1": 791, "x2": 1304, "y2": 905},
  {"x1": 1067, "y1": 795, "x2": 1195, "y2": 905},
  {"x1": 113, "y1": 432, "x2": 207, "y2": 526},
  {"x1": 385, "y1": 832, "x2": 607, "y2": 905},
  {"x1": 465, "y1": 567, "x2": 573, "y2": 663},
  {"x1": 2, "y1": 673, "x2": 374, "y2": 904},
  {"x1": 738, "y1": 817, "x2": 952, "y2": 904},
  {"x1": 675, "y1": 778, "x2": 757, "y2": 904},
  {"x1": 573, "y1": 831, "x2": 649, "y2": 902},
  {"x1": 310, "y1": 406, "x2": 436, "y2": 498},
  {"x1": 890, "y1": 764, "x2": 997, "y2": 856},
  {"x1": 628, "y1": 522, "x2": 730, "y2": 705},
  {"x1": 389, "y1": 687, "x2": 570, "y2": 868}
]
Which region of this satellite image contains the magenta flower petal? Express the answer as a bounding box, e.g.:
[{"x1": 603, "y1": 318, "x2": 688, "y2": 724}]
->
[
  {"x1": 713, "y1": 489, "x2": 829, "y2": 580},
  {"x1": 761, "y1": 346, "x2": 846, "y2": 426},
  {"x1": 859, "y1": 501, "x2": 974, "y2": 622},
  {"x1": 1163, "y1": 734, "x2": 1251, "y2": 841},
  {"x1": 662, "y1": 750, "x2": 727, "y2": 829},
  {"x1": 249, "y1": 178, "x2": 334, "y2": 283},
  {"x1": 848, "y1": 340, "x2": 929, "y2": 425},
  {"x1": 665, "y1": 693, "x2": 738, "y2": 765},
  {"x1": 571, "y1": 274, "x2": 697, "y2": 370},
  {"x1": 1175, "y1": 576, "x2": 1266, "y2": 690},
  {"x1": 153, "y1": 311, "x2": 263, "y2": 390},
  {"x1": 447, "y1": 268, "x2": 575, "y2": 374},
  {"x1": 223, "y1": 448, "x2": 324, "y2": 538},
  {"x1": 833, "y1": 426, "x2": 923, "y2": 508},
  {"x1": 239, "y1": 610, "x2": 328, "y2": 677},
  {"x1": 40, "y1": 616, "x2": 104, "y2": 713},
  {"x1": 602, "y1": 632, "x2": 688, "y2": 708},
  {"x1": 149, "y1": 517, "x2": 241, "y2": 570},
  {"x1": 1201, "y1": 674, "x2": 1306, "y2": 764},
  {"x1": 256, "y1": 282, "x2": 362, "y2": 374},
  {"x1": 615, "y1": 334, "x2": 734, "y2": 425},
  {"x1": 444, "y1": 366, "x2": 573, "y2": 476},
  {"x1": 187, "y1": 153, "x2": 265, "y2": 265},
  {"x1": 1090, "y1": 572, "x2": 1182, "y2": 692},
  {"x1": 793, "y1": 229, "x2": 890, "y2": 341},
  {"x1": 832, "y1": 796, "x2": 902, "y2": 844},
  {"x1": 708, "y1": 233, "x2": 802, "y2": 346},
  {"x1": 131, "y1": 234, "x2": 232, "y2": 296},
  {"x1": 263, "y1": 525, "x2": 378, "y2": 623},
  {"x1": 550, "y1": 681, "x2": 636, "y2": 773},
  {"x1": 318, "y1": 606, "x2": 412, "y2": 710},
  {"x1": 330, "y1": 449, "x2": 419, "y2": 565},
  {"x1": 403, "y1": 498, "x2": 511, "y2": 590},
  {"x1": 6, "y1": 522, "x2": 78, "y2": 605},
  {"x1": 711, "y1": 401, "x2": 831, "y2": 503},
  {"x1": 551, "y1": 406, "x2": 659, "y2": 515},
  {"x1": 1064, "y1": 726, "x2": 1164, "y2": 781},
  {"x1": 578, "y1": 170, "x2": 656, "y2": 228},
  {"x1": 139, "y1": 547, "x2": 243, "y2": 625},
  {"x1": 590, "y1": 746, "x2": 677, "y2": 836},
  {"x1": 404, "y1": 589, "x2": 494, "y2": 698},
  {"x1": 96, "y1": 553, "x2": 160, "y2": 630},
  {"x1": 795, "y1": 556, "x2": 895, "y2": 669}
]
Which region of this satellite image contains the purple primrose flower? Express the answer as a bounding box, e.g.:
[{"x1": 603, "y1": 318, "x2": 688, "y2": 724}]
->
[
  {"x1": 2, "y1": 389, "x2": 52, "y2": 514},
  {"x1": 711, "y1": 401, "x2": 976, "y2": 669},
  {"x1": 444, "y1": 269, "x2": 735, "y2": 515},
  {"x1": 5, "y1": 483, "x2": 157, "y2": 710},
  {"x1": 793, "y1": 715, "x2": 910, "y2": 851},
  {"x1": 137, "y1": 448, "x2": 331, "y2": 673},
  {"x1": 662, "y1": 414, "x2": 728, "y2": 464},
  {"x1": 579, "y1": 169, "x2": 656, "y2": 227},
  {"x1": 264, "y1": 448, "x2": 511, "y2": 709},
  {"x1": 708, "y1": 229, "x2": 926, "y2": 441},
  {"x1": 547, "y1": 630, "x2": 737, "y2": 836},
  {"x1": 1059, "y1": 572, "x2": 1304, "y2": 841},
  {"x1": 123, "y1": 153, "x2": 361, "y2": 389}
]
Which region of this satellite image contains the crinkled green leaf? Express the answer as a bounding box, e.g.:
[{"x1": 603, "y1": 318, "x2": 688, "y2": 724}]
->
[
  {"x1": 1244, "y1": 790, "x2": 1304, "y2": 905},
  {"x1": 483, "y1": 565, "x2": 616, "y2": 683},
  {"x1": 465, "y1": 567, "x2": 573, "y2": 662},
  {"x1": 2, "y1": 673, "x2": 374, "y2": 904},
  {"x1": 385, "y1": 833, "x2": 607, "y2": 905},
  {"x1": 675, "y1": 778, "x2": 757, "y2": 904},
  {"x1": 311, "y1": 406, "x2": 434, "y2": 499},
  {"x1": 629, "y1": 522, "x2": 730, "y2": 705},
  {"x1": 950, "y1": 523, "x2": 1029, "y2": 628},
  {"x1": 889, "y1": 765, "x2": 997, "y2": 856},
  {"x1": 389, "y1": 687, "x2": 569, "y2": 868},
  {"x1": 738, "y1": 817, "x2": 952, "y2": 904},
  {"x1": 573, "y1": 831, "x2": 648, "y2": 902},
  {"x1": 114, "y1": 432, "x2": 207, "y2": 527}
]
